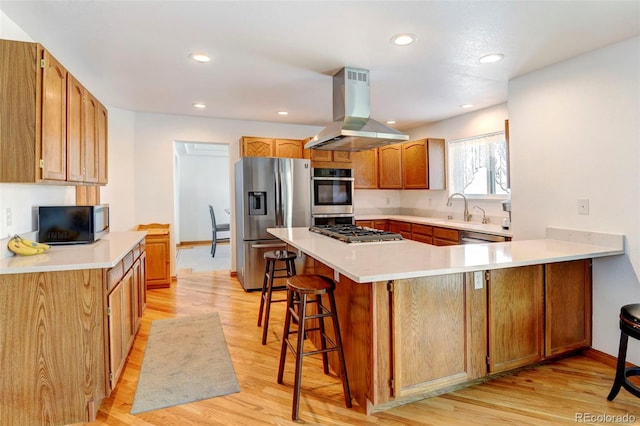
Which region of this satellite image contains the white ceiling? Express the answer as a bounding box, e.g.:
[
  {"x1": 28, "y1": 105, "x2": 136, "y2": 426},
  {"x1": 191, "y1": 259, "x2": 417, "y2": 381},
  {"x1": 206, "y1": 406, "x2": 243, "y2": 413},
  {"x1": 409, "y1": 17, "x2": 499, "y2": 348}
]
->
[{"x1": 2, "y1": 1, "x2": 639, "y2": 131}]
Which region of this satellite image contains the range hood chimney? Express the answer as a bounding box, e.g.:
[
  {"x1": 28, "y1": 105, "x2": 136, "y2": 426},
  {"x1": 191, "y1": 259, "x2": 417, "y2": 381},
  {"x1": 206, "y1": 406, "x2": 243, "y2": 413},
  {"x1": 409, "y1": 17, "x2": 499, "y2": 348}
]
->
[{"x1": 304, "y1": 67, "x2": 409, "y2": 152}]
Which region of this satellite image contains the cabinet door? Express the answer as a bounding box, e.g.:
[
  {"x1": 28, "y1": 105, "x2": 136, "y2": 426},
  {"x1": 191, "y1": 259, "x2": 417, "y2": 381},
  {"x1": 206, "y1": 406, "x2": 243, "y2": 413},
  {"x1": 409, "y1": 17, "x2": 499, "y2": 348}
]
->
[
  {"x1": 333, "y1": 151, "x2": 351, "y2": 162},
  {"x1": 274, "y1": 139, "x2": 303, "y2": 158},
  {"x1": 97, "y1": 102, "x2": 108, "y2": 184},
  {"x1": 388, "y1": 220, "x2": 411, "y2": 239},
  {"x1": 352, "y1": 149, "x2": 378, "y2": 189},
  {"x1": 545, "y1": 260, "x2": 592, "y2": 357},
  {"x1": 310, "y1": 149, "x2": 332, "y2": 162},
  {"x1": 41, "y1": 49, "x2": 67, "y2": 181},
  {"x1": 83, "y1": 92, "x2": 100, "y2": 183},
  {"x1": 137, "y1": 252, "x2": 147, "y2": 318},
  {"x1": 242, "y1": 137, "x2": 274, "y2": 157},
  {"x1": 107, "y1": 268, "x2": 135, "y2": 389},
  {"x1": 66, "y1": 74, "x2": 85, "y2": 182},
  {"x1": 402, "y1": 140, "x2": 427, "y2": 189},
  {"x1": 378, "y1": 144, "x2": 402, "y2": 189},
  {"x1": 145, "y1": 234, "x2": 170, "y2": 288},
  {"x1": 488, "y1": 265, "x2": 544, "y2": 373},
  {"x1": 391, "y1": 273, "x2": 486, "y2": 397}
]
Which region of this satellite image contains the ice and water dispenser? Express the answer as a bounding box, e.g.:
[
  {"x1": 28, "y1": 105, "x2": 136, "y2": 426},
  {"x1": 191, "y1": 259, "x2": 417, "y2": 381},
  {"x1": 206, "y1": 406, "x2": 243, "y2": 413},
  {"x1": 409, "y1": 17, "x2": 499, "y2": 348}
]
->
[{"x1": 248, "y1": 191, "x2": 267, "y2": 216}]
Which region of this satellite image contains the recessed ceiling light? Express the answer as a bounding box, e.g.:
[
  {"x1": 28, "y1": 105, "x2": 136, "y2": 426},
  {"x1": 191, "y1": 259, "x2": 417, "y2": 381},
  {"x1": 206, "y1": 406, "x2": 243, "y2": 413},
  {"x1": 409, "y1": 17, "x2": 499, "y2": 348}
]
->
[
  {"x1": 189, "y1": 52, "x2": 211, "y2": 63},
  {"x1": 479, "y1": 53, "x2": 504, "y2": 64},
  {"x1": 390, "y1": 33, "x2": 416, "y2": 46},
  {"x1": 386, "y1": 120, "x2": 397, "y2": 125},
  {"x1": 277, "y1": 111, "x2": 289, "y2": 116},
  {"x1": 192, "y1": 102, "x2": 206, "y2": 109},
  {"x1": 460, "y1": 104, "x2": 474, "y2": 109}
]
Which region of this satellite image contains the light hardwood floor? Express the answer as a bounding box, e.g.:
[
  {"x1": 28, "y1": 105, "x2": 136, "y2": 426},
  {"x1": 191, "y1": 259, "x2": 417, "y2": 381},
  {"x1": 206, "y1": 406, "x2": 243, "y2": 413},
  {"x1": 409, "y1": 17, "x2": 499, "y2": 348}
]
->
[{"x1": 90, "y1": 269, "x2": 640, "y2": 425}]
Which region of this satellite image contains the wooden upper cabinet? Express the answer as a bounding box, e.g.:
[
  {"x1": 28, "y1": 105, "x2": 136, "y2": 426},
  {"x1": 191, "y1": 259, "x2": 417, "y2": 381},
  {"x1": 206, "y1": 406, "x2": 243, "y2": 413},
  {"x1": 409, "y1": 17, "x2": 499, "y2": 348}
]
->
[
  {"x1": 274, "y1": 139, "x2": 303, "y2": 158},
  {"x1": 333, "y1": 151, "x2": 352, "y2": 162},
  {"x1": 352, "y1": 149, "x2": 378, "y2": 189},
  {"x1": 40, "y1": 48, "x2": 68, "y2": 181},
  {"x1": 310, "y1": 149, "x2": 332, "y2": 162},
  {"x1": 241, "y1": 136, "x2": 305, "y2": 159},
  {"x1": 0, "y1": 40, "x2": 107, "y2": 185},
  {"x1": 83, "y1": 93, "x2": 100, "y2": 183},
  {"x1": 242, "y1": 137, "x2": 275, "y2": 157},
  {"x1": 310, "y1": 149, "x2": 352, "y2": 168},
  {"x1": 378, "y1": 144, "x2": 402, "y2": 188},
  {"x1": 402, "y1": 138, "x2": 446, "y2": 190},
  {"x1": 66, "y1": 74, "x2": 85, "y2": 182},
  {"x1": 97, "y1": 102, "x2": 109, "y2": 184}
]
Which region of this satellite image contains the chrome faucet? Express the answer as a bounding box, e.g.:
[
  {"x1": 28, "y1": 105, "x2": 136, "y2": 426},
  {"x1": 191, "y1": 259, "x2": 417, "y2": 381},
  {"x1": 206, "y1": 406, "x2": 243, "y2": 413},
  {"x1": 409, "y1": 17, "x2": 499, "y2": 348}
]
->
[
  {"x1": 447, "y1": 193, "x2": 471, "y2": 222},
  {"x1": 473, "y1": 206, "x2": 489, "y2": 224}
]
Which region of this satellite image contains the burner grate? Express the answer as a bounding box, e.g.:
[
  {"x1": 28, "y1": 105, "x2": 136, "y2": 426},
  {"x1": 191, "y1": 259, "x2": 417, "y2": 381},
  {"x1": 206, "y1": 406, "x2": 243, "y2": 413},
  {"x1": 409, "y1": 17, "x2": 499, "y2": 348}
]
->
[{"x1": 309, "y1": 225, "x2": 403, "y2": 243}]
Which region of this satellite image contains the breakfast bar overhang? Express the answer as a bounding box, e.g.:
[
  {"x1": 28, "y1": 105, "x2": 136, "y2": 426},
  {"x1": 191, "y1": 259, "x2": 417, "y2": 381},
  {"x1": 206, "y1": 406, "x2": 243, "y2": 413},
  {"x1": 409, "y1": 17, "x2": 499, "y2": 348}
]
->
[{"x1": 267, "y1": 226, "x2": 624, "y2": 413}]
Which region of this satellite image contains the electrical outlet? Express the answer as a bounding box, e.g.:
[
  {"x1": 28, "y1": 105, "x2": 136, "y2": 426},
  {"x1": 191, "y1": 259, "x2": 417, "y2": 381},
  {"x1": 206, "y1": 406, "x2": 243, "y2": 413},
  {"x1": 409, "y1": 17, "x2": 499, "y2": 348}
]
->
[
  {"x1": 578, "y1": 199, "x2": 589, "y2": 215},
  {"x1": 474, "y1": 271, "x2": 483, "y2": 289},
  {"x1": 5, "y1": 208, "x2": 11, "y2": 226}
]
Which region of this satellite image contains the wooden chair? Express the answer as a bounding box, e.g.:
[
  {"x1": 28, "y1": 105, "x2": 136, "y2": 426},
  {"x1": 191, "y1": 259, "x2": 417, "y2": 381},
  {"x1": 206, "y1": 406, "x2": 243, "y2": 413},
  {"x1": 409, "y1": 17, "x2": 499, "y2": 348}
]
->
[{"x1": 209, "y1": 205, "x2": 230, "y2": 257}]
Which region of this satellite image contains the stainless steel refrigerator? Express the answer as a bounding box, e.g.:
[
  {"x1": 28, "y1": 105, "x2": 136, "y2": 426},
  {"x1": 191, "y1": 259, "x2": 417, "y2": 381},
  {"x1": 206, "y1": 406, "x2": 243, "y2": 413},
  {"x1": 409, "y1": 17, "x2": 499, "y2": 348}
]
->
[{"x1": 234, "y1": 157, "x2": 311, "y2": 291}]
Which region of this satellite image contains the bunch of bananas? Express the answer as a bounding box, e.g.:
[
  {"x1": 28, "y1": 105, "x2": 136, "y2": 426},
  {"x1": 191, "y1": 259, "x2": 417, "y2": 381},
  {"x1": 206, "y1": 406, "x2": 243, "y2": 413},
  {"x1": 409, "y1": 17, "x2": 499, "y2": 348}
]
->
[{"x1": 7, "y1": 234, "x2": 50, "y2": 256}]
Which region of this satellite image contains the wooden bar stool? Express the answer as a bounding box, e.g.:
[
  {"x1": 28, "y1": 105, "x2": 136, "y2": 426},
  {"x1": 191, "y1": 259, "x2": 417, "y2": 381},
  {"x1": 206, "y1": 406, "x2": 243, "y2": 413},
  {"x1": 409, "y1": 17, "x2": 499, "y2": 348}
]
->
[
  {"x1": 608, "y1": 303, "x2": 640, "y2": 400},
  {"x1": 277, "y1": 274, "x2": 352, "y2": 421},
  {"x1": 257, "y1": 250, "x2": 297, "y2": 345}
]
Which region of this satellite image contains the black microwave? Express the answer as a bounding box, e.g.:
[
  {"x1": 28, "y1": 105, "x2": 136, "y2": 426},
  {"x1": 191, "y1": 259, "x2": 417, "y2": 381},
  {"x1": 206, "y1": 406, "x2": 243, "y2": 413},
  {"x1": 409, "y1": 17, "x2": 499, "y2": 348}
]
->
[{"x1": 38, "y1": 205, "x2": 109, "y2": 245}]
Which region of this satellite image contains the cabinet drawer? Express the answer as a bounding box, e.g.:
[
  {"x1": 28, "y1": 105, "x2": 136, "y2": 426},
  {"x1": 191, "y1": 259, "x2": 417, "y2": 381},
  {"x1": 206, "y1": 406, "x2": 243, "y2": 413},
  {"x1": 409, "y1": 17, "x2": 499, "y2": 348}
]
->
[
  {"x1": 411, "y1": 223, "x2": 433, "y2": 237},
  {"x1": 107, "y1": 261, "x2": 124, "y2": 292},
  {"x1": 122, "y1": 250, "x2": 134, "y2": 274},
  {"x1": 412, "y1": 234, "x2": 433, "y2": 245},
  {"x1": 433, "y1": 227, "x2": 459, "y2": 242},
  {"x1": 389, "y1": 221, "x2": 411, "y2": 234}
]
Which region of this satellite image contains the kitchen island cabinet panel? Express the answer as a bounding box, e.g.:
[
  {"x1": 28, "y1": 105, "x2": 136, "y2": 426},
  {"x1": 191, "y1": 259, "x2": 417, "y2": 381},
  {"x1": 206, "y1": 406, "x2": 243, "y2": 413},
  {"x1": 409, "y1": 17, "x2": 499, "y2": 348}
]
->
[
  {"x1": 544, "y1": 259, "x2": 592, "y2": 357},
  {"x1": 0, "y1": 269, "x2": 107, "y2": 425},
  {"x1": 488, "y1": 265, "x2": 544, "y2": 373},
  {"x1": 392, "y1": 273, "x2": 486, "y2": 397}
]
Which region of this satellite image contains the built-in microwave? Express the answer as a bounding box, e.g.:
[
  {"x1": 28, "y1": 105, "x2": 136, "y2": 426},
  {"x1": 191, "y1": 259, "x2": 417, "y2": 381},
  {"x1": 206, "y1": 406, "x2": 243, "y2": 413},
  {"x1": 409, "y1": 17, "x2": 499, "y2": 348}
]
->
[
  {"x1": 311, "y1": 168, "x2": 354, "y2": 216},
  {"x1": 38, "y1": 204, "x2": 109, "y2": 244}
]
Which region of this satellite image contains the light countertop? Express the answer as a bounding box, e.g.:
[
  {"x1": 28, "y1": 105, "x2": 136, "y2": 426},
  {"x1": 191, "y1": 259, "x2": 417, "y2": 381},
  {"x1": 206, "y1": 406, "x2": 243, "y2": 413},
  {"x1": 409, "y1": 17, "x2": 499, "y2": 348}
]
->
[
  {"x1": 0, "y1": 231, "x2": 147, "y2": 275},
  {"x1": 267, "y1": 227, "x2": 623, "y2": 283},
  {"x1": 355, "y1": 214, "x2": 513, "y2": 237}
]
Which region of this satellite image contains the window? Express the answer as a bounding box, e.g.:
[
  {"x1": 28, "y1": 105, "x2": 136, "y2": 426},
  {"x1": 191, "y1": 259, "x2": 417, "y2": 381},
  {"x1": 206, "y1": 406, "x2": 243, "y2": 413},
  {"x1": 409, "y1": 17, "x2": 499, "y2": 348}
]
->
[{"x1": 448, "y1": 131, "x2": 509, "y2": 197}]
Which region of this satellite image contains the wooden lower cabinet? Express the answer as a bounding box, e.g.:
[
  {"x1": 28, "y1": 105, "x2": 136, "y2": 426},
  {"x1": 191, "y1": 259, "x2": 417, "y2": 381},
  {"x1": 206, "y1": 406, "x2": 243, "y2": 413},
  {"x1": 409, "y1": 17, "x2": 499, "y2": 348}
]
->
[
  {"x1": 545, "y1": 260, "x2": 592, "y2": 357},
  {"x1": 391, "y1": 274, "x2": 487, "y2": 397},
  {"x1": 388, "y1": 220, "x2": 411, "y2": 239},
  {"x1": 487, "y1": 265, "x2": 545, "y2": 373},
  {"x1": 433, "y1": 226, "x2": 460, "y2": 246},
  {"x1": 138, "y1": 223, "x2": 171, "y2": 289},
  {"x1": 410, "y1": 223, "x2": 433, "y2": 244},
  {"x1": 302, "y1": 257, "x2": 593, "y2": 413}
]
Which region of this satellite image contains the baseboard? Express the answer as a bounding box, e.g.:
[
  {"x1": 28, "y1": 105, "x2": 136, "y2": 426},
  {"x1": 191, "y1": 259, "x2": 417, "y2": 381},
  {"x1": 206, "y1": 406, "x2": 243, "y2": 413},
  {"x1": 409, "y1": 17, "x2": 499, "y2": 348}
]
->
[
  {"x1": 584, "y1": 348, "x2": 638, "y2": 368},
  {"x1": 177, "y1": 240, "x2": 230, "y2": 248}
]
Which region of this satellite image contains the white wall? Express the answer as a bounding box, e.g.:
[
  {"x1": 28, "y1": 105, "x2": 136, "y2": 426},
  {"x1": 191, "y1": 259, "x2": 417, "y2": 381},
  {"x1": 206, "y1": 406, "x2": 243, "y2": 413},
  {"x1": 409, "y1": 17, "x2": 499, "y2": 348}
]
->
[
  {"x1": 100, "y1": 107, "x2": 137, "y2": 232},
  {"x1": 133, "y1": 111, "x2": 321, "y2": 275},
  {"x1": 176, "y1": 146, "x2": 230, "y2": 243},
  {"x1": 509, "y1": 36, "x2": 640, "y2": 363}
]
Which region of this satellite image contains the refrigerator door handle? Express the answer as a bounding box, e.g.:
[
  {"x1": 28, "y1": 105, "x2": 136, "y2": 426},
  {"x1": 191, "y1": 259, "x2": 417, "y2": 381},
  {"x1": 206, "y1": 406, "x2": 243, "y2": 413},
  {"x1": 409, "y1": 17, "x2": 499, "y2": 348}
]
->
[
  {"x1": 250, "y1": 243, "x2": 287, "y2": 249},
  {"x1": 274, "y1": 164, "x2": 282, "y2": 226}
]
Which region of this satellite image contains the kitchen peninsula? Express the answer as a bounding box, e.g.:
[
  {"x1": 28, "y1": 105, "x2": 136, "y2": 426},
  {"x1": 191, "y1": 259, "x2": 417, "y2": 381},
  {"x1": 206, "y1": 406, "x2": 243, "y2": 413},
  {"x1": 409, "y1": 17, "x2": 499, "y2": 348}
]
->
[
  {"x1": 0, "y1": 232, "x2": 146, "y2": 425},
  {"x1": 268, "y1": 226, "x2": 624, "y2": 413}
]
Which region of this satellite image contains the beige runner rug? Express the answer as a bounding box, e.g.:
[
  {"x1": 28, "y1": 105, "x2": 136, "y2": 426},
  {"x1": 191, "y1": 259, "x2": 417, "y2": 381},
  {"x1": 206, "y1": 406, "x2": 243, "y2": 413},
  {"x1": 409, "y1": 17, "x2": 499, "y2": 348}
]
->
[{"x1": 131, "y1": 312, "x2": 240, "y2": 414}]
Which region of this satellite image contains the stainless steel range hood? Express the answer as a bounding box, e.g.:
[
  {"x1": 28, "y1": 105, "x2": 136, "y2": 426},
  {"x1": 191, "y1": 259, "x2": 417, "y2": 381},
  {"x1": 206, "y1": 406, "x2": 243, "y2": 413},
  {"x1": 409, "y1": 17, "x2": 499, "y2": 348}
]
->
[{"x1": 305, "y1": 67, "x2": 409, "y2": 152}]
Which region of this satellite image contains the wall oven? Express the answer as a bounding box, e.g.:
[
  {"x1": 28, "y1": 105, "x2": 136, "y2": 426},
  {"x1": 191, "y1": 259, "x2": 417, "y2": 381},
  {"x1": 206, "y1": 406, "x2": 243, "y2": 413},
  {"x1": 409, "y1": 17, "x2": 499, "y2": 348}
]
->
[{"x1": 311, "y1": 168, "x2": 354, "y2": 218}]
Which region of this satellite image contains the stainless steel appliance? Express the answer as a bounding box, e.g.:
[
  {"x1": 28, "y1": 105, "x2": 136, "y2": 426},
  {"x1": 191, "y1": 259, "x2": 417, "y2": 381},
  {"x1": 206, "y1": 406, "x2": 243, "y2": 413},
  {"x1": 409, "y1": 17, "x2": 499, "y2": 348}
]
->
[
  {"x1": 38, "y1": 204, "x2": 109, "y2": 244},
  {"x1": 311, "y1": 168, "x2": 354, "y2": 218},
  {"x1": 304, "y1": 67, "x2": 409, "y2": 152},
  {"x1": 309, "y1": 224, "x2": 402, "y2": 243},
  {"x1": 235, "y1": 157, "x2": 311, "y2": 291}
]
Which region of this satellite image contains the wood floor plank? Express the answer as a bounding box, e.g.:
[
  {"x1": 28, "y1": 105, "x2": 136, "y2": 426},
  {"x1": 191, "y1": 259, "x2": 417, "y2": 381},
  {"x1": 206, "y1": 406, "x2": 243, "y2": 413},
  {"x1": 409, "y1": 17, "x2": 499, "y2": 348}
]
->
[{"x1": 86, "y1": 269, "x2": 640, "y2": 425}]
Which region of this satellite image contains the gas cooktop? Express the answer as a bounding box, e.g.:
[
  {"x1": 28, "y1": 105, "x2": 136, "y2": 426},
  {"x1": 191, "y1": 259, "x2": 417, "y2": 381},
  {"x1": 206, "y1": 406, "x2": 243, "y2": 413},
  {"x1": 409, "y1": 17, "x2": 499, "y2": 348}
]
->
[{"x1": 309, "y1": 224, "x2": 403, "y2": 243}]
